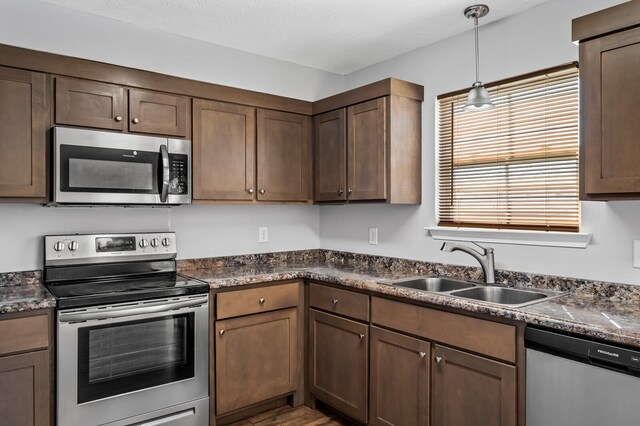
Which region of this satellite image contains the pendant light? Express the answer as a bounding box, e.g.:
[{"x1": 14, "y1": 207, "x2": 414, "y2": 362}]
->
[{"x1": 463, "y1": 4, "x2": 494, "y2": 111}]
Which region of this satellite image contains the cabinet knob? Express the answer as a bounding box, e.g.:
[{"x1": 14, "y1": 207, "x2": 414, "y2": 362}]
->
[
  {"x1": 419, "y1": 351, "x2": 426, "y2": 359},
  {"x1": 359, "y1": 333, "x2": 365, "y2": 340},
  {"x1": 338, "y1": 189, "x2": 344, "y2": 195},
  {"x1": 347, "y1": 188, "x2": 353, "y2": 194},
  {"x1": 219, "y1": 329, "x2": 225, "y2": 335},
  {"x1": 259, "y1": 189, "x2": 266, "y2": 194},
  {"x1": 332, "y1": 298, "x2": 339, "y2": 305},
  {"x1": 435, "y1": 356, "x2": 442, "y2": 364},
  {"x1": 132, "y1": 117, "x2": 140, "y2": 124},
  {"x1": 114, "y1": 116, "x2": 123, "y2": 122},
  {"x1": 259, "y1": 298, "x2": 266, "y2": 304},
  {"x1": 247, "y1": 188, "x2": 254, "y2": 194}
]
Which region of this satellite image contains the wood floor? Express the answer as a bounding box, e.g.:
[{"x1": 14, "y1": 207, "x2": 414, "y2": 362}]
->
[{"x1": 228, "y1": 405, "x2": 355, "y2": 426}]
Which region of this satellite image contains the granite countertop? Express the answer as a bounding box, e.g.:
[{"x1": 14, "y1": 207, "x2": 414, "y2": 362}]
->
[
  {"x1": 181, "y1": 261, "x2": 640, "y2": 348},
  {"x1": 0, "y1": 271, "x2": 56, "y2": 314}
]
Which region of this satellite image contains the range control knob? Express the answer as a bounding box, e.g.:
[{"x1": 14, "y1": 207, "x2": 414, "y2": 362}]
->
[
  {"x1": 150, "y1": 238, "x2": 160, "y2": 248},
  {"x1": 139, "y1": 239, "x2": 149, "y2": 248},
  {"x1": 162, "y1": 237, "x2": 171, "y2": 247},
  {"x1": 53, "y1": 241, "x2": 65, "y2": 252},
  {"x1": 68, "y1": 241, "x2": 79, "y2": 251}
]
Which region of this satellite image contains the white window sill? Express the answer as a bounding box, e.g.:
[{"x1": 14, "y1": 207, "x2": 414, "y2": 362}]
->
[{"x1": 425, "y1": 227, "x2": 592, "y2": 249}]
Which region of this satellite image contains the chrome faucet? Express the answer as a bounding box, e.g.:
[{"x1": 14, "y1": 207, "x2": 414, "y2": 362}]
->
[{"x1": 440, "y1": 242, "x2": 495, "y2": 284}]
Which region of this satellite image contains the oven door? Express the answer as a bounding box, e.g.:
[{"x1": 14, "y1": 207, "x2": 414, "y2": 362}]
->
[
  {"x1": 52, "y1": 126, "x2": 191, "y2": 205},
  {"x1": 57, "y1": 295, "x2": 208, "y2": 426}
]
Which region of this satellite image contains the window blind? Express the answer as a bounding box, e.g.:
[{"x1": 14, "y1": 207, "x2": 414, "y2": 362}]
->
[{"x1": 437, "y1": 64, "x2": 579, "y2": 232}]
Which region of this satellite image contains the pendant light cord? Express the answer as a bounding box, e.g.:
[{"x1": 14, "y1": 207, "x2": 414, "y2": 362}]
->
[{"x1": 474, "y1": 15, "x2": 480, "y2": 83}]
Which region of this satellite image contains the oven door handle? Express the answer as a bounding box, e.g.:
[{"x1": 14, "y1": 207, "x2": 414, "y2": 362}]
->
[
  {"x1": 59, "y1": 297, "x2": 207, "y2": 323},
  {"x1": 160, "y1": 144, "x2": 170, "y2": 203}
]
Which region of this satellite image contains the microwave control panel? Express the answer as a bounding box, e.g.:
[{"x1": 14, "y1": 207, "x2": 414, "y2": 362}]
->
[{"x1": 169, "y1": 154, "x2": 189, "y2": 194}]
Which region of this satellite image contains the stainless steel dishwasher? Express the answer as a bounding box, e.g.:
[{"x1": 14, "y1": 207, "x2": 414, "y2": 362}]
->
[{"x1": 526, "y1": 327, "x2": 640, "y2": 426}]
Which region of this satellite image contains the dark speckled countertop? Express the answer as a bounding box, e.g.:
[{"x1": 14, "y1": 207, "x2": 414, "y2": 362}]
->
[
  {"x1": 179, "y1": 256, "x2": 640, "y2": 349},
  {"x1": 3, "y1": 249, "x2": 640, "y2": 349},
  {"x1": 0, "y1": 271, "x2": 56, "y2": 314}
]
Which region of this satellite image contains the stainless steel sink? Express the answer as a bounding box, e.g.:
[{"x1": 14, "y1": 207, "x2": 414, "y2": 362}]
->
[
  {"x1": 379, "y1": 276, "x2": 565, "y2": 308},
  {"x1": 450, "y1": 287, "x2": 550, "y2": 307},
  {"x1": 381, "y1": 276, "x2": 478, "y2": 292}
]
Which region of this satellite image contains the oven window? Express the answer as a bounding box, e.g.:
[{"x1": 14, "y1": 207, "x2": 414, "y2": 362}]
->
[
  {"x1": 77, "y1": 313, "x2": 194, "y2": 404},
  {"x1": 60, "y1": 145, "x2": 160, "y2": 194}
]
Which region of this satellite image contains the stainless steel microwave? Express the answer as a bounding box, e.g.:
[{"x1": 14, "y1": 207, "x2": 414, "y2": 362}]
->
[{"x1": 51, "y1": 127, "x2": 191, "y2": 206}]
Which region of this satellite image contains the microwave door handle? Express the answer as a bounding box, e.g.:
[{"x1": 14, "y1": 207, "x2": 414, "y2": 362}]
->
[{"x1": 160, "y1": 144, "x2": 170, "y2": 203}]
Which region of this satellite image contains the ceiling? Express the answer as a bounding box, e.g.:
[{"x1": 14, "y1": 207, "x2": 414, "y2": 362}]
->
[{"x1": 41, "y1": 0, "x2": 551, "y2": 74}]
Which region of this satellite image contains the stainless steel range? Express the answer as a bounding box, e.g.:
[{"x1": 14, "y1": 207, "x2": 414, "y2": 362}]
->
[{"x1": 44, "y1": 232, "x2": 209, "y2": 426}]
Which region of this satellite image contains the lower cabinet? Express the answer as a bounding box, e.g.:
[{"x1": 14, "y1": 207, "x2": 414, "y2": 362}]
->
[
  {"x1": 431, "y1": 344, "x2": 517, "y2": 426},
  {"x1": 309, "y1": 309, "x2": 368, "y2": 424},
  {"x1": 0, "y1": 310, "x2": 52, "y2": 426},
  {"x1": 369, "y1": 326, "x2": 430, "y2": 426},
  {"x1": 215, "y1": 307, "x2": 298, "y2": 415},
  {"x1": 0, "y1": 351, "x2": 50, "y2": 426}
]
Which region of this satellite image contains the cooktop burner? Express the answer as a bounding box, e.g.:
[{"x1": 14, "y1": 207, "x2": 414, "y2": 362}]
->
[
  {"x1": 44, "y1": 232, "x2": 209, "y2": 309},
  {"x1": 45, "y1": 273, "x2": 208, "y2": 308}
]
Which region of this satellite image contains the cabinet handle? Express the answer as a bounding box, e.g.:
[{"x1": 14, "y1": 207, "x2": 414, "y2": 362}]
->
[
  {"x1": 247, "y1": 188, "x2": 254, "y2": 194},
  {"x1": 347, "y1": 188, "x2": 353, "y2": 194},
  {"x1": 419, "y1": 352, "x2": 426, "y2": 359},
  {"x1": 338, "y1": 189, "x2": 344, "y2": 195},
  {"x1": 219, "y1": 329, "x2": 225, "y2": 335},
  {"x1": 332, "y1": 298, "x2": 339, "y2": 305},
  {"x1": 259, "y1": 189, "x2": 266, "y2": 194},
  {"x1": 359, "y1": 333, "x2": 365, "y2": 340},
  {"x1": 435, "y1": 356, "x2": 442, "y2": 364},
  {"x1": 114, "y1": 116, "x2": 122, "y2": 122},
  {"x1": 132, "y1": 117, "x2": 140, "y2": 124},
  {"x1": 259, "y1": 297, "x2": 265, "y2": 304}
]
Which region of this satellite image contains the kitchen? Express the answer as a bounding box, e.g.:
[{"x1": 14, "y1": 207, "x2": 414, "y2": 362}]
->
[{"x1": 1, "y1": 0, "x2": 640, "y2": 425}]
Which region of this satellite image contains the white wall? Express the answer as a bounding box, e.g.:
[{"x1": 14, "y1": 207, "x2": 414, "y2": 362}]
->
[
  {"x1": 319, "y1": 0, "x2": 640, "y2": 285},
  {"x1": 2, "y1": 0, "x2": 637, "y2": 286},
  {"x1": 0, "y1": 0, "x2": 335, "y2": 272}
]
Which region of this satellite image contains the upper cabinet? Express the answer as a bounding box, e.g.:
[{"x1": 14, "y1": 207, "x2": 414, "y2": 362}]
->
[
  {"x1": 192, "y1": 103, "x2": 311, "y2": 203},
  {"x1": 574, "y1": 2, "x2": 640, "y2": 199},
  {"x1": 348, "y1": 98, "x2": 387, "y2": 201},
  {"x1": 314, "y1": 109, "x2": 347, "y2": 202},
  {"x1": 193, "y1": 99, "x2": 256, "y2": 201},
  {"x1": 313, "y1": 80, "x2": 422, "y2": 204},
  {"x1": 257, "y1": 109, "x2": 311, "y2": 202},
  {"x1": 54, "y1": 77, "x2": 189, "y2": 137},
  {"x1": 0, "y1": 66, "x2": 48, "y2": 200}
]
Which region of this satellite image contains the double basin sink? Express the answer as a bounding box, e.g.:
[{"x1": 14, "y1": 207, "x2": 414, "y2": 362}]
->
[{"x1": 379, "y1": 276, "x2": 564, "y2": 308}]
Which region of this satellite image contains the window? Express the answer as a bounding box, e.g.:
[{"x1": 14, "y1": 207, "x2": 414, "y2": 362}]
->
[{"x1": 437, "y1": 64, "x2": 579, "y2": 232}]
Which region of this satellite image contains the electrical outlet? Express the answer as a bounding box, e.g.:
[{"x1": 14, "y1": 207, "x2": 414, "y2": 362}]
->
[
  {"x1": 259, "y1": 227, "x2": 269, "y2": 243},
  {"x1": 634, "y1": 240, "x2": 640, "y2": 268},
  {"x1": 369, "y1": 227, "x2": 378, "y2": 245}
]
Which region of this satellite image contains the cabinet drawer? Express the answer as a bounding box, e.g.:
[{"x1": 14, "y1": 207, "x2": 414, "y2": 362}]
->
[
  {"x1": 309, "y1": 283, "x2": 369, "y2": 321},
  {"x1": 216, "y1": 282, "x2": 299, "y2": 320},
  {"x1": 0, "y1": 312, "x2": 49, "y2": 356},
  {"x1": 371, "y1": 297, "x2": 516, "y2": 363}
]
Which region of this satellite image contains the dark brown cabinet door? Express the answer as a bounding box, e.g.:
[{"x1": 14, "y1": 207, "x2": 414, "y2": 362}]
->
[
  {"x1": 0, "y1": 350, "x2": 50, "y2": 426},
  {"x1": 431, "y1": 345, "x2": 516, "y2": 426},
  {"x1": 55, "y1": 77, "x2": 125, "y2": 131},
  {"x1": 193, "y1": 99, "x2": 256, "y2": 201},
  {"x1": 309, "y1": 309, "x2": 368, "y2": 423},
  {"x1": 347, "y1": 97, "x2": 387, "y2": 201},
  {"x1": 129, "y1": 89, "x2": 188, "y2": 137},
  {"x1": 582, "y1": 27, "x2": 640, "y2": 197},
  {"x1": 314, "y1": 108, "x2": 347, "y2": 202},
  {"x1": 0, "y1": 67, "x2": 47, "y2": 199},
  {"x1": 215, "y1": 308, "x2": 298, "y2": 415},
  {"x1": 257, "y1": 109, "x2": 311, "y2": 201},
  {"x1": 370, "y1": 327, "x2": 430, "y2": 426}
]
